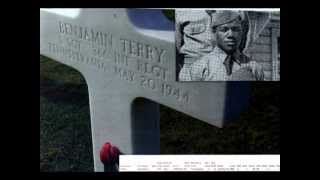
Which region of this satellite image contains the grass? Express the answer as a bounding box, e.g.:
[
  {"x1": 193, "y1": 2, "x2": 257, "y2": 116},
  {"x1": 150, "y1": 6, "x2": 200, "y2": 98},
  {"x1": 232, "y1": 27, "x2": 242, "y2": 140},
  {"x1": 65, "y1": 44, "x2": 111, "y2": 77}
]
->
[
  {"x1": 160, "y1": 83, "x2": 280, "y2": 154},
  {"x1": 40, "y1": 55, "x2": 280, "y2": 171},
  {"x1": 162, "y1": 10, "x2": 175, "y2": 21},
  {"x1": 40, "y1": 56, "x2": 93, "y2": 171}
]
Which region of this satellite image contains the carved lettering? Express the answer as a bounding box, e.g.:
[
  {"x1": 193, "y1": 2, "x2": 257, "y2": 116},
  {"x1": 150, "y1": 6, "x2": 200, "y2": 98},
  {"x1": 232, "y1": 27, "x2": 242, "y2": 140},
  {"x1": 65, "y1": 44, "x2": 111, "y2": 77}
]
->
[
  {"x1": 120, "y1": 38, "x2": 165, "y2": 64},
  {"x1": 160, "y1": 83, "x2": 189, "y2": 103},
  {"x1": 146, "y1": 45, "x2": 153, "y2": 60},
  {"x1": 114, "y1": 66, "x2": 135, "y2": 82},
  {"x1": 48, "y1": 42, "x2": 108, "y2": 72},
  {"x1": 140, "y1": 75, "x2": 157, "y2": 91},
  {"x1": 65, "y1": 37, "x2": 81, "y2": 51},
  {"x1": 92, "y1": 45, "x2": 109, "y2": 58},
  {"x1": 54, "y1": 22, "x2": 191, "y2": 105},
  {"x1": 137, "y1": 43, "x2": 144, "y2": 57},
  {"x1": 114, "y1": 52, "x2": 129, "y2": 66},
  {"x1": 59, "y1": 21, "x2": 113, "y2": 50},
  {"x1": 153, "y1": 47, "x2": 165, "y2": 63},
  {"x1": 136, "y1": 60, "x2": 167, "y2": 81}
]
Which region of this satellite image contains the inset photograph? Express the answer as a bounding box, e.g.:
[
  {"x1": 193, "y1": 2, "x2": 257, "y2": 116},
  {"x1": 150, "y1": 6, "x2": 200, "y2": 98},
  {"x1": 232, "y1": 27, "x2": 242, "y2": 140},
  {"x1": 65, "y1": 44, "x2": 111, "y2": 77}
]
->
[{"x1": 176, "y1": 9, "x2": 280, "y2": 81}]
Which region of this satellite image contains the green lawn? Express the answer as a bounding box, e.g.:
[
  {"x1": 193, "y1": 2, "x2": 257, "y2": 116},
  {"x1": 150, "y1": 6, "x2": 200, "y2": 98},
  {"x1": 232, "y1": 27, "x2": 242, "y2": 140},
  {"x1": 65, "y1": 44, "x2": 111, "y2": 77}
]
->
[
  {"x1": 40, "y1": 56, "x2": 93, "y2": 171},
  {"x1": 40, "y1": 55, "x2": 280, "y2": 172}
]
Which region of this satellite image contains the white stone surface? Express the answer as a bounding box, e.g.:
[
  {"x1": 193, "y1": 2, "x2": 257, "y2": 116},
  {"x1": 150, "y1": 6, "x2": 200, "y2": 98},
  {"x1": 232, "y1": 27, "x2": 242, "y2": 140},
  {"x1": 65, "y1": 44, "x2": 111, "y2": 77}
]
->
[{"x1": 40, "y1": 8, "x2": 251, "y2": 172}]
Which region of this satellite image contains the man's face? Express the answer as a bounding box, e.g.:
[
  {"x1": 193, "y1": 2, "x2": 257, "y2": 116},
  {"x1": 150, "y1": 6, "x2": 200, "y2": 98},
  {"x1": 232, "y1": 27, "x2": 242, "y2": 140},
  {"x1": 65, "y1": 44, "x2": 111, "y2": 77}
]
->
[{"x1": 215, "y1": 19, "x2": 242, "y2": 54}]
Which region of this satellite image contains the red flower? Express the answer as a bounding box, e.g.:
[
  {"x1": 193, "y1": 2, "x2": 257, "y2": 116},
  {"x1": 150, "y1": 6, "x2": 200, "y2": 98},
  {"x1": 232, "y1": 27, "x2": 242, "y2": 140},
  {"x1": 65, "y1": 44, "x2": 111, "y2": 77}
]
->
[{"x1": 100, "y1": 142, "x2": 120, "y2": 165}]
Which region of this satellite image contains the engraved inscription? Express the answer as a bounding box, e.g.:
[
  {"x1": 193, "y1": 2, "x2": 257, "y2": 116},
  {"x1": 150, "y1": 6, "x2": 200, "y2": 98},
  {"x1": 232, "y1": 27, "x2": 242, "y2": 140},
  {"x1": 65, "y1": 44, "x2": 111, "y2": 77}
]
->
[
  {"x1": 65, "y1": 37, "x2": 81, "y2": 51},
  {"x1": 59, "y1": 21, "x2": 113, "y2": 50},
  {"x1": 140, "y1": 75, "x2": 156, "y2": 90},
  {"x1": 48, "y1": 21, "x2": 191, "y2": 104},
  {"x1": 48, "y1": 42, "x2": 108, "y2": 72},
  {"x1": 114, "y1": 52, "x2": 129, "y2": 66},
  {"x1": 160, "y1": 83, "x2": 189, "y2": 103},
  {"x1": 120, "y1": 38, "x2": 166, "y2": 64},
  {"x1": 137, "y1": 60, "x2": 168, "y2": 81},
  {"x1": 114, "y1": 66, "x2": 135, "y2": 82},
  {"x1": 91, "y1": 45, "x2": 110, "y2": 59},
  {"x1": 139, "y1": 75, "x2": 189, "y2": 103}
]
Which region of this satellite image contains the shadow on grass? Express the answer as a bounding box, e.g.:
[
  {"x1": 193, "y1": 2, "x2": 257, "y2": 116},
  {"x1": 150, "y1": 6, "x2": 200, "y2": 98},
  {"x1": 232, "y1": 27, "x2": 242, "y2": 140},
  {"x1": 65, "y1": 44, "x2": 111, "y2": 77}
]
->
[
  {"x1": 160, "y1": 82, "x2": 280, "y2": 154},
  {"x1": 40, "y1": 77, "x2": 89, "y2": 105},
  {"x1": 40, "y1": 56, "x2": 93, "y2": 172},
  {"x1": 40, "y1": 55, "x2": 89, "y2": 105},
  {"x1": 40, "y1": 55, "x2": 280, "y2": 172}
]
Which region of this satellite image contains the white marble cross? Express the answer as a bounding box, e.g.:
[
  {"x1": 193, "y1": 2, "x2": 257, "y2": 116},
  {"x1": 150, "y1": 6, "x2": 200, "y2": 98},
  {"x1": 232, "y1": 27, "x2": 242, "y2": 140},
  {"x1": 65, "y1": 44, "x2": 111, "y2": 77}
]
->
[{"x1": 40, "y1": 8, "x2": 251, "y2": 172}]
